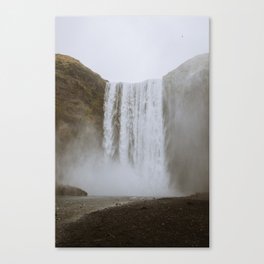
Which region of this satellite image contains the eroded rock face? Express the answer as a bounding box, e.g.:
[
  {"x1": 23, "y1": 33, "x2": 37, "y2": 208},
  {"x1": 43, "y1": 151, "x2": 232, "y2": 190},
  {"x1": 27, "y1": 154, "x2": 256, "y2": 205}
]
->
[{"x1": 163, "y1": 54, "x2": 209, "y2": 194}]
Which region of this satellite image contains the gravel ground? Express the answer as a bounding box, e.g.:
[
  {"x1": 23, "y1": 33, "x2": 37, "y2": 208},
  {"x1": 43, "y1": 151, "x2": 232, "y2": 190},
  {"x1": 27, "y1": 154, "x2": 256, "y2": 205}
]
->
[{"x1": 56, "y1": 194, "x2": 209, "y2": 247}]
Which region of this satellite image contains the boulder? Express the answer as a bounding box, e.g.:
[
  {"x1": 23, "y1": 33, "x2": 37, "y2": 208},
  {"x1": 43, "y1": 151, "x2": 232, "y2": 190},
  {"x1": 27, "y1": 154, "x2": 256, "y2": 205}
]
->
[{"x1": 56, "y1": 184, "x2": 88, "y2": 196}]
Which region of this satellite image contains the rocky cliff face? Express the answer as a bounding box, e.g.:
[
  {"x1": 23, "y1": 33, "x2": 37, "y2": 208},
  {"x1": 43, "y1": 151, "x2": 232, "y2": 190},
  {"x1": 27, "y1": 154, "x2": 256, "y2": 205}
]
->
[
  {"x1": 56, "y1": 54, "x2": 106, "y2": 182},
  {"x1": 163, "y1": 54, "x2": 209, "y2": 194},
  {"x1": 56, "y1": 54, "x2": 106, "y2": 149}
]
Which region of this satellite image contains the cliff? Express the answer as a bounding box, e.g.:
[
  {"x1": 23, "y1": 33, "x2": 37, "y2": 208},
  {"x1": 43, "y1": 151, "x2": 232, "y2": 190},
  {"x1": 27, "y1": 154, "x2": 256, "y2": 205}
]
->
[
  {"x1": 163, "y1": 54, "x2": 209, "y2": 194},
  {"x1": 56, "y1": 54, "x2": 106, "y2": 153}
]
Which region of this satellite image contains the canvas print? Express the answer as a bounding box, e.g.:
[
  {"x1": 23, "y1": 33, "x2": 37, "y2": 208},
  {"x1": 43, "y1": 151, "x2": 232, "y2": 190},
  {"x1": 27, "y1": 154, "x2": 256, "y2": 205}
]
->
[{"x1": 55, "y1": 16, "x2": 209, "y2": 247}]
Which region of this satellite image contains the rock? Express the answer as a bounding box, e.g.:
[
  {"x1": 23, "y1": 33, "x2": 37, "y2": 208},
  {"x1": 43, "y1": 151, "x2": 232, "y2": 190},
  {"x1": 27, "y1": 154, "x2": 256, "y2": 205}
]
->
[{"x1": 56, "y1": 184, "x2": 88, "y2": 196}]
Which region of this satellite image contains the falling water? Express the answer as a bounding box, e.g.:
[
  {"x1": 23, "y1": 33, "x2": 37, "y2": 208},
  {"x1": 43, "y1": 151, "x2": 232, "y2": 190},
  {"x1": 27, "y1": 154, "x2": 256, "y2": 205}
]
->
[{"x1": 103, "y1": 80, "x2": 171, "y2": 196}]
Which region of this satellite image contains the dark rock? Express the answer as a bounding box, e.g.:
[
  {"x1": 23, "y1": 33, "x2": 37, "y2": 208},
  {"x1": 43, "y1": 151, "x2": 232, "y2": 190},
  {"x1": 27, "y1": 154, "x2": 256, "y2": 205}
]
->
[{"x1": 56, "y1": 184, "x2": 88, "y2": 196}]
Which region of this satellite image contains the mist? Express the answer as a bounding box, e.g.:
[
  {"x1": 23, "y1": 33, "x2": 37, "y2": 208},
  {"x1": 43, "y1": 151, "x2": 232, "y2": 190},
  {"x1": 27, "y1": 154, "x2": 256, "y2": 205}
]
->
[
  {"x1": 57, "y1": 124, "x2": 175, "y2": 197},
  {"x1": 163, "y1": 54, "x2": 209, "y2": 193}
]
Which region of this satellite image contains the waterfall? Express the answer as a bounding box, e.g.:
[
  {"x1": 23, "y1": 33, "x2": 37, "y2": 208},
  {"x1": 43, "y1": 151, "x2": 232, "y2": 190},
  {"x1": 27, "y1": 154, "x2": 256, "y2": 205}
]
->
[
  {"x1": 103, "y1": 79, "x2": 171, "y2": 196},
  {"x1": 61, "y1": 55, "x2": 208, "y2": 197}
]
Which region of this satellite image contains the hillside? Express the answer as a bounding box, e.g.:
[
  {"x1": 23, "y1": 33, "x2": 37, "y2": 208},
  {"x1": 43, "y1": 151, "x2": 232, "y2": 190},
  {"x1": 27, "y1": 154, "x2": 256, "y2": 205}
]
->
[
  {"x1": 163, "y1": 54, "x2": 209, "y2": 194},
  {"x1": 56, "y1": 54, "x2": 106, "y2": 153}
]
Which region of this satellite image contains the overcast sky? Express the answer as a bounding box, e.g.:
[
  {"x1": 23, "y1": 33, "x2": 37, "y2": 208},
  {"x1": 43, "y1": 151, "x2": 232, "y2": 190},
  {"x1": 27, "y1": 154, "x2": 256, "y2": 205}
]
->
[{"x1": 56, "y1": 16, "x2": 209, "y2": 82}]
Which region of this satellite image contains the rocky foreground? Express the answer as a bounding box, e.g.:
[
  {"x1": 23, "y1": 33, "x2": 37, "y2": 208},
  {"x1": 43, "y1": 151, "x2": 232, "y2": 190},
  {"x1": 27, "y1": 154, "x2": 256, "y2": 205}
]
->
[{"x1": 56, "y1": 194, "x2": 209, "y2": 247}]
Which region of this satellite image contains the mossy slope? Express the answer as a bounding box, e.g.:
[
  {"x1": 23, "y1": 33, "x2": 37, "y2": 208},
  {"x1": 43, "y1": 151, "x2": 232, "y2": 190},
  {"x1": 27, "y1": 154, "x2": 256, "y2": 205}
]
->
[{"x1": 56, "y1": 54, "x2": 106, "y2": 152}]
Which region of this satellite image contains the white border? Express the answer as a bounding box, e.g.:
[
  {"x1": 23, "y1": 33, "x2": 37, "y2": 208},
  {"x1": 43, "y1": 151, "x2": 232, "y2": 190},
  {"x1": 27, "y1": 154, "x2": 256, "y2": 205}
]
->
[{"x1": 0, "y1": 0, "x2": 264, "y2": 263}]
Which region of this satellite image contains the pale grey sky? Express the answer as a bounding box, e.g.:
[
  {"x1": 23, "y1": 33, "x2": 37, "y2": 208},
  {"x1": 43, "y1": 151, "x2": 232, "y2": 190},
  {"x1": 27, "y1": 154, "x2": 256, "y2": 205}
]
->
[{"x1": 56, "y1": 16, "x2": 209, "y2": 82}]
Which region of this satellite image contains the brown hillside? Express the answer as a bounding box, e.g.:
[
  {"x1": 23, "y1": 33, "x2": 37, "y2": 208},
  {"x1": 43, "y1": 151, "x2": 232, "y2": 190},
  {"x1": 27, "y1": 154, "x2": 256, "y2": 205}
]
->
[{"x1": 56, "y1": 54, "x2": 106, "y2": 152}]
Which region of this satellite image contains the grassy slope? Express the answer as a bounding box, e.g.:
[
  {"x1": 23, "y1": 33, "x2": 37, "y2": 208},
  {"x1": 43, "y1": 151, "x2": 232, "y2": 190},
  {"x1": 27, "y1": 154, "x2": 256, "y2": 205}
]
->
[{"x1": 56, "y1": 54, "x2": 106, "y2": 152}]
